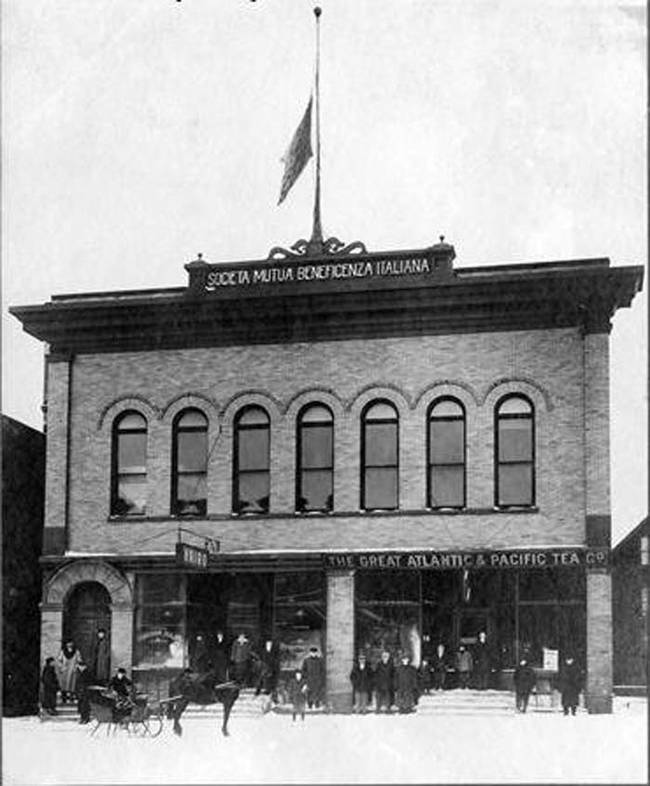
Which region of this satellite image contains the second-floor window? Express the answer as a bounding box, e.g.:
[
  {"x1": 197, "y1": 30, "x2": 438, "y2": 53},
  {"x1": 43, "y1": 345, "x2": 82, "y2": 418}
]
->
[
  {"x1": 361, "y1": 401, "x2": 398, "y2": 510},
  {"x1": 233, "y1": 406, "x2": 270, "y2": 514},
  {"x1": 111, "y1": 411, "x2": 147, "y2": 516},
  {"x1": 428, "y1": 398, "x2": 465, "y2": 508},
  {"x1": 296, "y1": 404, "x2": 333, "y2": 513},
  {"x1": 495, "y1": 395, "x2": 534, "y2": 507},
  {"x1": 172, "y1": 409, "x2": 208, "y2": 516}
]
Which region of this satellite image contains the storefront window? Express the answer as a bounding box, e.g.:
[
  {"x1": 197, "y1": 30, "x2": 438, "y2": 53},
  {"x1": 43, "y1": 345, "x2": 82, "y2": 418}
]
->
[
  {"x1": 274, "y1": 572, "x2": 325, "y2": 672},
  {"x1": 361, "y1": 401, "x2": 398, "y2": 510},
  {"x1": 428, "y1": 398, "x2": 465, "y2": 508},
  {"x1": 172, "y1": 409, "x2": 207, "y2": 516},
  {"x1": 296, "y1": 405, "x2": 333, "y2": 512},
  {"x1": 134, "y1": 574, "x2": 186, "y2": 669},
  {"x1": 233, "y1": 406, "x2": 270, "y2": 514}
]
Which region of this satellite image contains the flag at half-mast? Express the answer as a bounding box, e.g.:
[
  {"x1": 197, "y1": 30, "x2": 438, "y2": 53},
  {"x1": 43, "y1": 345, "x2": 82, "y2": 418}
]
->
[{"x1": 278, "y1": 96, "x2": 313, "y2": 205}]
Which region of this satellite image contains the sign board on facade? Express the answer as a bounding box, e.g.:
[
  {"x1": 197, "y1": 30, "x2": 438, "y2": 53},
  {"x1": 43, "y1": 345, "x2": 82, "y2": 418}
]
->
[
  {"x1": 322, "y1": 547, "x2": 610, "y2": 571},
  {"x1": 175, "y1": 542, "x2": 209, "y2": 569},
  {"x1": 543, "y1": 647, "x2": 559, "y2": 671}
]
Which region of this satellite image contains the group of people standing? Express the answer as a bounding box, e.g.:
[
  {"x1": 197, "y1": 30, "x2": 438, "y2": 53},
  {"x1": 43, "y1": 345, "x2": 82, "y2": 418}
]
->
[
  {"x1": 40, "y1": 629, "x2": 112, "y2": 722},
  {"x1": 350, "y1": 651, "x2": 420, "y2": 714}
]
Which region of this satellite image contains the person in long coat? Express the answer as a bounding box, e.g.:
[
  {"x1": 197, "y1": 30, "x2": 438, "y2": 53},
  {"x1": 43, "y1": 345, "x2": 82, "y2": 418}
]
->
[
  {"x1": 190, "y1": 633, "x2": 211, "y2": 673},
  {"x1": 76, "y1": 661, "x2": 93, "y2": 724},
  {"x1": 558, "y1": 656, "x2": 582, "y2": 716},
  {"x1": 472, "y1": 631, "x2": 493, "y2": 690},
  {"x1": 373, "y1": 651, "x2": 394, "y2": 712},
  {"x1": 41, "y1": 657, "x2": 60, "y2": 715},
  {"x1": 90, "y1": 628, "x2": 110, "y2": 685},
  {"x1": 288, "y1": 669, "x2": 308, "y2": 722},
  {"x1": 513, "y1": 657, "x2": 536, "y2": 713},
  {"x1": 212, "y1": 630, "x2": 229, "y2": 682},
  {"x1": 255, "y1": 639, "x2": 281, "y2": 702},
  {"x1": 57, "y1": 640, "x2": 82, "y2": 702},
  {"x1": 431, "y1": 643, "x2": 450, "y2": 691},
  {"x1": 394, "y1": 655, "x2": 419, "y2": 713},
  {"x1": 230, "y1": 632, "x2": 252, "y2": 686},
  {"x1": 350, "y1": 653, "x2": 373, "y2": 713},
  {"x1": 455, "y1": 645, "x2": 473, "y2": 689},
  {"x1": 301, "y1": 646, "x2": 325, "y2": 709}
]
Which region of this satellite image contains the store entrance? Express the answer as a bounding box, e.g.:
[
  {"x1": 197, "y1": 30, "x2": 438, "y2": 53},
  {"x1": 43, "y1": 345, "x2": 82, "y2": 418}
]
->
[{"x1": 456, "y1": 608, "x2": 491, "y2": 648}]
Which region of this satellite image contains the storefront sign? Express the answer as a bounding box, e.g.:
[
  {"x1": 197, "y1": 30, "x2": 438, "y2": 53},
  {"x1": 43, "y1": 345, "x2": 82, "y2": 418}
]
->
[
  {"x1": 204, "y1": 256, "x2": 432, "y2": 292},
  {"x1": 322, "y1": 547, "x2": 609, "y2": 571},
  {"x1": 543, "y1": 648, "x2": 559, "y2": 671},
  {"x1": 175, "y1": 542, "x2": 209, "y2": 569}
]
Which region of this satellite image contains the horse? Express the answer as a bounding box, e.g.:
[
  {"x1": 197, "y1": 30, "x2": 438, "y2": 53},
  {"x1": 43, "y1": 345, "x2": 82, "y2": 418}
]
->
[{"x1": 167, "y1": 669, "x2": 240, "y2": 737}]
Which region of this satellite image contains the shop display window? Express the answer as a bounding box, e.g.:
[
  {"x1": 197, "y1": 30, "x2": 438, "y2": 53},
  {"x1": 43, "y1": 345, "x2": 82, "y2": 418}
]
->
[
  {"x1": 134, "y1": 574, "x2": 186, "y2": 669},
  {"x1": 274, "y1": 572, "x2": 325, "y2": 672}
]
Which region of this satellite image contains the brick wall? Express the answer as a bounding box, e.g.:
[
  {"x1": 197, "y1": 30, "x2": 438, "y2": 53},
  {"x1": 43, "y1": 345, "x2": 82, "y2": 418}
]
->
[{"x1": 47, "y1": 326, "x2": 589, "y2": 554}]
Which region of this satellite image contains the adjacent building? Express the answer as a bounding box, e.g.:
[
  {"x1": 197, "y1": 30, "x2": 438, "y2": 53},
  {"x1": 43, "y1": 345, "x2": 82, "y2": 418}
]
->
[
  {"x1": 2, "y1": 415, "x2": 45, "y2": 715},
  {"x1": 612, "y1": 517, "x2": 648, "y2": 695},
  {"x1": 10, "y1": 238, "x2": 643, "y2": 712}
]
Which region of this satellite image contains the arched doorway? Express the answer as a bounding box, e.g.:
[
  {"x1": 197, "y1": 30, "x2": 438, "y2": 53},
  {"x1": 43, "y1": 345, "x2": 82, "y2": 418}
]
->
[{"x1": 63, "y1": 582, "x2": 111, "y2": 665}]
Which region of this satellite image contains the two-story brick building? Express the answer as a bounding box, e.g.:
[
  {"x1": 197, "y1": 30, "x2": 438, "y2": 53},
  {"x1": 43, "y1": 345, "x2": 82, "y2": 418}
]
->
[{"x1": 10, "y1": 238, "x2": 642, "y2": 712}]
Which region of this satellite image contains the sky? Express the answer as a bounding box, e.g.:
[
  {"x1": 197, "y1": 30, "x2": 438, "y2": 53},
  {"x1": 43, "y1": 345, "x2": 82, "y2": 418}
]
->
[{"x1": 2, "y1": 0, "x2": 646, "y2": 544}]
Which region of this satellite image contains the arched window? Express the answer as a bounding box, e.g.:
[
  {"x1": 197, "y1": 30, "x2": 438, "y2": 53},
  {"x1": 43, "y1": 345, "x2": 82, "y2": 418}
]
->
[
  {"x1": 111, "y1": 411, "x2": 147, "y2": 516},
  {"x1": 172, "y1": 409, "x2": 208, "y2": 516},
  {"x1": 428, "y1": 398, "x2": 465, "y2": 509},
  {"x1": 233, "y1": 406, "x2": 270, "y2": 514},
  {"x1": 495, "y1": 395, "x2": 535, "y2": 507},
  {"x1": 296, "y1": 404, "x2": 333, "y2": 513},
  {"x1": 361, "y1": 401, "x2": 398, "y2": 510}
]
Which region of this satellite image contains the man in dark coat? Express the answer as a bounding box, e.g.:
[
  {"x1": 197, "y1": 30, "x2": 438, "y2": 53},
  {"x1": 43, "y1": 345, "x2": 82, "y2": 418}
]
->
[
  {"x1": 558, "y1": 656, "x2": 582, "y2": 716},
  {"x1": 212, "y1": 630, "x2": 229, "y2": 682},
  {"x1": 472, "y1": 631, "x2": 493, "y2": 690},
  {"x1": 513, "y1": 657, "x2": 536, "y2": 713},
  {"x1": 431, "y1": 643, "x2": 450, "y2": 691},
  {"x1": 90, "y1": 628, "x2": 110, "y2": 685},
  {"x1": 350, "y1": 653, "x2": 373, "y2": 713},
  {"x1": 76, "y1": 661, "x2": 93, "y2": 724},
  {"x1": 301, "y1": 646, "x2": 325, "y2": 709},
  {"x1": 108, "y1": 667, "x2": 134, "y2": 723},
  {"x1": 190, "y1": 633, "x2": 211, "y2": 673},
  {"x1": 373, "y1": 650, "x2": 394, "y2": 712},
  {"x1": 394, "y1": 655, "x2": 418, "y2": 713},
  {"x1": 41, "y1": 657, "x2": 60, "y2": 715},
  {"x1": 230, "y1": 632, "x2": 252, "y2": 686},
  {"x1": 255, "y1": 638, "x2": 281, "y2": 702}
]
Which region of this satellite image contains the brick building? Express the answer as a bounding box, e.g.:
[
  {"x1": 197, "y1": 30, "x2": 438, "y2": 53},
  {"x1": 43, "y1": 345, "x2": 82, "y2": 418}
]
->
[
  {"x1": 612, "y1": 518, "x2": 648, "y2": 695},
  {"x1": 10, "y1": 239, "x2": 642, "y2": 713}
]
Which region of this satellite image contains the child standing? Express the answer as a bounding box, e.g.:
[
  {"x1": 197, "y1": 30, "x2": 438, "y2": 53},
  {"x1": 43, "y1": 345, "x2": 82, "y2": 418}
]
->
[
  {"x1": 41, "y1": 657, "x2": 60, "y2": 715},
  {"x1": 288, "y1": 669, "x2": 308, "y2": 722}
]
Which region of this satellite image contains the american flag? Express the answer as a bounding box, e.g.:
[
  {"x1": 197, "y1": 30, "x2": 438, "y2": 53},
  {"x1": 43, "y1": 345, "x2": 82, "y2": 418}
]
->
[{"x1": 278, "y1": 97, "x2": 313, "y2": 205}]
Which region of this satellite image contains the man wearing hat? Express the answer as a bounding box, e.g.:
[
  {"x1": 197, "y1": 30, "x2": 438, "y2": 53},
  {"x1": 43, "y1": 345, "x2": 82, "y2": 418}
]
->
[{"x1": 301, "y1": 646, "x2": 325, "y2": 709}]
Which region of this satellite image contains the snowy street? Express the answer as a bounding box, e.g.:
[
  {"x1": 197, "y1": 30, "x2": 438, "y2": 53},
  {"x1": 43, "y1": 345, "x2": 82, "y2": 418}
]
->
[{"x1": 3, "y1": 697, "x2": 646, "y2": 784}]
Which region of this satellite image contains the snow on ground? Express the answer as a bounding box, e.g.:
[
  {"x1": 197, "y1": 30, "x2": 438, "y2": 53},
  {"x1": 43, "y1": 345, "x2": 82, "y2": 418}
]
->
[{"x1": 3, "y1": 698, "x2": 647, "y2": 785}]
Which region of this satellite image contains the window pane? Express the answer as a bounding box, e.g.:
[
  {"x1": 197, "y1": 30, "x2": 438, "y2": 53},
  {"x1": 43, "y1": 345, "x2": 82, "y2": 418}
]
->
[
  {"x1": 238, "y1": 407, "x2": 268, "y2": 426},
  {"x1": 301, "y1": 425, "x2": 332, "y2": 468},
  {"x1": 430, "y1": 420, "x2": 464, "y2": 463},
  {"x1": 364, "y1": 468, "x2": 397, "y2": 509},
  {"x1": 498, "y1": 465, "x2": 532, "y2": 505},
  {"x1": 299, "y1": 470, "x2": 333, "y2": 511},
  {"x1": 177, "y1": 410, "x2": 207, "y2": 428},
  {"x1": 499, "y1": 397, "x2": 531, "y2": 415},
  {"x1": 301, "y1": 405, "x2": 332, "y2": 423},
  {"x1": 365, "y1": 422, "x2": 397, "y2": 465},
  {"x1": 118, "y1": 432, "x2": 146, "y2": 472},
  {"x1": 178, "y1": 431, "x2": 206, "y2": 472},
  {"x1": 117, "y1": 475, "x2": 147, "y2": 514},
  {"x1": 119, "y1": 412, "x2": 146, "y2": 430},
  {"x1": 499, "y1": 419, "x2": 532, "y2": 461},
  {"x1": 430, "y1": 466, "x2": 464, "y2": 507},
  {"x1": 431, "y1": 400, "x2": 463, "y2": 418},
  {"x1": 238, "y1": 428, "x2": 269, "y2": 470},
  {"x1": 237, "y1": 472, "x2": 269, "y2": 513},
  {"x1": 365, "y1": 403, "x2": 397, "y2": 421},
  {"x1": 176, "y1": 474, "x2": 207, "y2": 515}
]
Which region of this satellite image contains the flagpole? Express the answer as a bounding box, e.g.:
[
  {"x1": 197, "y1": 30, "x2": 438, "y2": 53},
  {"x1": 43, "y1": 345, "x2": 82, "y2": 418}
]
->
[{"x1": 309, "y1": 6, "x2": 324, "y2": 253}]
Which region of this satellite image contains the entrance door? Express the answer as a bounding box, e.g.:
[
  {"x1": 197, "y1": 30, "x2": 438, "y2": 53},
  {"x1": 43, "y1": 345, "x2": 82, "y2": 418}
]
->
[
  {"x1": 63, "y1": 582, "x2": 111, "y2": 664},
  {"x1": 456, "y1": 609, "x2": 491, "y2": 648}
]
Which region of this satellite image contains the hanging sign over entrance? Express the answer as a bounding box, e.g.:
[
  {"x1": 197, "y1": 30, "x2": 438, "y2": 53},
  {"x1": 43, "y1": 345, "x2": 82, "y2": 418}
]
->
[
  {"x1": 175, "y1": 542, "x2": 209, "y2": 569},
  {"x1": 322, "y1": 547, "x2": 609, "y2": 571}
]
